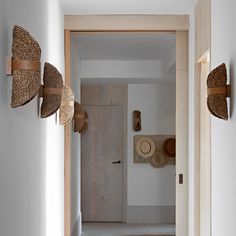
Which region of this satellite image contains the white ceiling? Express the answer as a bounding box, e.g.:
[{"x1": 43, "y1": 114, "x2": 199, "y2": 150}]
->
[
  {"x1": 72, "y1": 32, "x2": 175, "y2": 60},
  {"x1": 71, "y1": 32, "x2": 176, "y2": 84},
  {"x1": 62, "y1": 0, "x2": 196, "y2": 15}
]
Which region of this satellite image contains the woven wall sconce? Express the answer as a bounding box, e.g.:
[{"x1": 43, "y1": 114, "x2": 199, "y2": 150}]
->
[
  {"x1": 207, "y1": 63, "x2": 231, "y2": 120},
  {"x1": 133, "y1": 110, "x2": 141, "y2": 131},
  {"x1": 59, "y1": 85, "x2": 75, "y2": 125},
  {"x1": 73, "y1": 102, "x2": 88, "y2": 133},
  {"x1": 6, "y1": 25, "x2": 41, "y2": 108},
  {"x1": 39, "y1": 63, "x2": 63, "y2": 118}
]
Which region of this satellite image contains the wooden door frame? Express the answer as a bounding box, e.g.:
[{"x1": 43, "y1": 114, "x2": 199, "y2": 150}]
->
[
  {"x1": 194, "y1": 51, "x2": 211, "y2": 236},
  {"x1": 64, "y1": 14, "x2": 189, "y2": 236}
]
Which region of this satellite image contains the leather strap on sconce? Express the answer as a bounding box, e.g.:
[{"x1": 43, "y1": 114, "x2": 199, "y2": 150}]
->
[
  {"x1": 12, "y1": 58, "x2": 41, "y2": 72},
  {"x1": 39, "y1": 85, "x2": 63, "y2": 97},
  {"x1": 207, "y1": 85, "x2": 231, "y2": 97}
]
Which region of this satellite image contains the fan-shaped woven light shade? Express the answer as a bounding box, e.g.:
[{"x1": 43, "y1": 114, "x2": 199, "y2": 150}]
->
[
  {"x1": 11, "y1": 25, "x2": 41, "y2": 108},
  {"x1": 207, "y1": 63, "x2": 230, "y2": 120},
  {"x1": 74, "y1": 102, "x2": 88, "y2": 133},
  {"x1": 59, "y1": 85, "x2": 74, "y2": 125},
  {"x1": 40, "y1": 62, "x2": 63, "y2": 118}
]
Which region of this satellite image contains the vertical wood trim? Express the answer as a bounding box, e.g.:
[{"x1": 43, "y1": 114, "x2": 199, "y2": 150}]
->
[
  {"x1": 194, "y1": 63, "x2": 201, "y2": 236},
  {"x1": 64, "y1": 29, "x2": 71, "y2": 236},
  {"x1": 194, "y1": 0, "x2": 211, "y2": 235},
  {"x1": 122, "y1": 84, "x2": 128, "y2": 223},
  {"x1": 199, "y1": 61, "x2": 211, "y2": 236},
  {"x1": 176, "y1": 31, "x2": 189, "y2": 236},
  {"x1": 195, "y1": 0, "x2": 211, "y2": 61}
]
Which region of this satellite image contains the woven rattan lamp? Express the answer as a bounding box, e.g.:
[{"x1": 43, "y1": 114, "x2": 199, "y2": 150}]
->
[
  {"x1": 40, "y1": 62, "x2": 63, "y2": 118},
  {"x1": 73, "y1": 102, "x2": 88, "y2": 133},
  {"x1": 7, "y1": 25, "x2": 41, "y2": 108},
  {"x1": 207, "y1": 63, "x2": 231, "y2": 120},
  {"x1": 59, "y1": 85, "x2": 75, "y2": 125}
]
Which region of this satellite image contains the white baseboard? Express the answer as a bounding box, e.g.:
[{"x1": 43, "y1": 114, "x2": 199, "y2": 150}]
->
[{"x1": 127, "y1": 206, "x2": 175, "y2": 224}]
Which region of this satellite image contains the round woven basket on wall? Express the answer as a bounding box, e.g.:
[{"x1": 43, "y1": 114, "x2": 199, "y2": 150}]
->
[
  {"x1": 40, "y1": 62, "x2": 63, "y2": 118},
  {"x1": 147, "y1": 148, "x2": 169, "y2": 168},
  {"x1": 59, "y1": 85, "x2": 74, "y2": 125},
  {"x1": 11, "y1": 25, "x2": 41, "y2": 108},
  {"x1": 135, "y1": 137, "x2": 156, "y2": 159}
]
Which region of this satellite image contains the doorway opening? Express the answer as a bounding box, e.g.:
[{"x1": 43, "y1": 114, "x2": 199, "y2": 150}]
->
[
  {"x1": 64, "y1": 14, "x2": 189, "y2": 236},
  {"x1": 71, "y1": 32, "x2": 176, "y2": 235}
]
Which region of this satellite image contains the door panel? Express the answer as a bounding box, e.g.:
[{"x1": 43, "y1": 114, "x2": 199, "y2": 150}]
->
[{"x1": 81, "y1": 105, "x2": 123, "y2": 222}]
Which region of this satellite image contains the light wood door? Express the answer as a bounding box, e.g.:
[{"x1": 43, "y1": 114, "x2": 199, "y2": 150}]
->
[
  {"x1": 200, "y1": 61, "x2": 211, "y2": 236},
  {"x1": 81, "y1": 105, "x2": 123, "y2": 222}
]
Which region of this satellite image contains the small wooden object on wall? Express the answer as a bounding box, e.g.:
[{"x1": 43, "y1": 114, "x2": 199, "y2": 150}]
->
[
  {"x1": 207, "y1": 63, "x2": 231, "y2": 120},
  {"x1": 133, "y1": 110, "x2": 141, "y2": 131},
  {"x1": 73, "y1": 102, "x2": 88, "y2": 133}
]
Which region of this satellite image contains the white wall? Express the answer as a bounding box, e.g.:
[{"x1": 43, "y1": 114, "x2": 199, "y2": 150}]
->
[
  {"x1": 0, "y1": 0, "x2": 64, "y2": 236},
  {"x1": 211, "y1": 0, "x2": 236, "y2": 235},
  {"x1": 127, "y1": 84, "x2": 176, "y2": 206},
  {"x1": 70, "y1": 37, "x2": 82, "y2": 236},
  {"x1": 81, "y1": 60, "x2": 163, "y2": 79}
]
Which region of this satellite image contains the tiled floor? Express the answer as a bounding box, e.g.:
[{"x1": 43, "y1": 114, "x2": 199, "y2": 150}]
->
[{"x1": 82, "y1": 222, "x2": 175, "y2": 236}]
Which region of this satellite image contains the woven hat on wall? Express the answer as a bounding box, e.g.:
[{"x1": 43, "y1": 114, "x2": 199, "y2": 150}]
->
[
  {"x1": 59, "y1": 85, "x2": 75, "y2": 125},
  {"x1": 11, "y1": 25, "x2": 41, "y2": 108},
  {"x1": 40, "y1": 62, "x2": 63, "y2": 118},
  {"x1": 162, "y1": 137, "x2": 176, "y2": 157},
  {"x1": 207, "y1": 63, "x2": 231, "y2": 120},
  {"x1": 74, "y1": 102, "x2": 88, "y2": 133},
  {"x1": 148, "y1": 148, "x2": 169, "y2": 168},
  {"x1": 136, "y1": 137, "x2": 156, "y2": 159}
]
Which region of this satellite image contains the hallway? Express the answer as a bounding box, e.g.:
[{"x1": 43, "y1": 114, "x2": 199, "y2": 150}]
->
[{"x1": 82, "y1": 223, "x2": 175, "y2": 236}]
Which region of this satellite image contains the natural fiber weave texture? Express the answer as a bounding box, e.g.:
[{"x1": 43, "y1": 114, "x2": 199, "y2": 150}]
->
[
  {"x1": 11, "y1": 25, "x2": 41, "y2": 107},
  {"x1": 147, "y1": 148, "x2": 169, "y2": 168},
  {"x1": 207, "y1": 63, "x2": 228, "y2": 120},
  {"x1": 74, "y1": 102, "x2": 88, "y2": 133},
  {"x1": 59, "y1": 85, "x2": 74, "y2": 125},
  {"x1": 40, "y1": 62, "x2": 63, "y2": 118}
]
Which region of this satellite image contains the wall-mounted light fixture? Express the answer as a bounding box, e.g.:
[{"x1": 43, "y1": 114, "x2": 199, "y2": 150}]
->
[
  {"x1": 39, "y1": 62, "x2": 63, "y2": 118},
  {"x1": 6, "y1": 25, "x2": 41, "y2": 108},
  {"x1": 207, "y1": 63, "x2": 231, "y2": 120},
  {"x1": 59, "y1": 85, "x2": 75, "y2": 125},
  {"x1": 73, "y1": 102, "x2": 88, "y2": 133}
]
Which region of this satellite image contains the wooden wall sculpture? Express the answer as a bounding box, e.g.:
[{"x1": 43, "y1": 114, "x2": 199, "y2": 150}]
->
[{"x1": 133, "y1": 110, "x2": 141, "y2": 131}]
